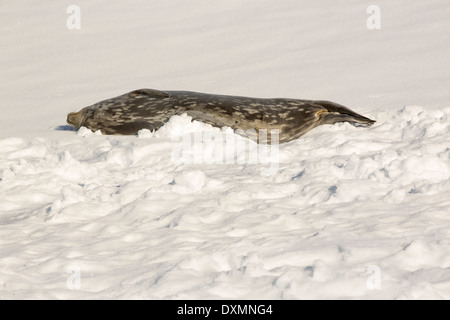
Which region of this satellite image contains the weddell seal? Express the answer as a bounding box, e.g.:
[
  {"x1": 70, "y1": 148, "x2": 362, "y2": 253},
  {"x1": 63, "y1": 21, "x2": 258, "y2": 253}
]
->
[{"x1": 67, "y1": 89, "x2": 375, "y2": 143}]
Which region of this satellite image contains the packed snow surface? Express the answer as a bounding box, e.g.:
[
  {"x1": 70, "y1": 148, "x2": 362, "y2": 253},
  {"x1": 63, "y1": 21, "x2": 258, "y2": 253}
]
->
[{"x1": 1, "y1": 1, "x2": 449, "y2": 299}]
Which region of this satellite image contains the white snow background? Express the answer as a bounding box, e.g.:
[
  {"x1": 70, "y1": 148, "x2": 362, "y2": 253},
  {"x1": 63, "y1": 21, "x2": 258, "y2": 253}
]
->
[{"x1": 1, "y1": 0, "x2": 449, "y2": 299}]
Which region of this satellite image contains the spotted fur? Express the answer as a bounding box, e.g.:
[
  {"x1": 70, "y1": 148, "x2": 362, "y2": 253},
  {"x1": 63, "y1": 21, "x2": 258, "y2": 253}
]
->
[{"x1": 67, "y1": 89, "x2": 375, "y2": 143}]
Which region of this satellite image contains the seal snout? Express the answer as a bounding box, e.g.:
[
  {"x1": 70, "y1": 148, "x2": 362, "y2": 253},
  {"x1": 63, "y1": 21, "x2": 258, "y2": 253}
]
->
[{"x1": 67, "y1": 110, "x2": 84, "y2": 129}]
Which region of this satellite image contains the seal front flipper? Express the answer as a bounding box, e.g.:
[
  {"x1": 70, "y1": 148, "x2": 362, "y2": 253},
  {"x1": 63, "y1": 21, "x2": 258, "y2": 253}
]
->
[{"x1": 313, "y1": 101, "x2": 376, "y2": 127}]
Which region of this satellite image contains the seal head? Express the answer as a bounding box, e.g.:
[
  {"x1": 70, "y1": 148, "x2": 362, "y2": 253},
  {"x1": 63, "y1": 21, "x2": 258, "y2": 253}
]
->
[{"x1": 67, "y1": 110, "x2": 86, "y2": 129}]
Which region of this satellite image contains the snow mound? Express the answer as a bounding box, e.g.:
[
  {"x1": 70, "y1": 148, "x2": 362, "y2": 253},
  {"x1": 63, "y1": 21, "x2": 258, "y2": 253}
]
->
[{"x1": 1, "y1": 105, "x2": 450, "y2": 299}]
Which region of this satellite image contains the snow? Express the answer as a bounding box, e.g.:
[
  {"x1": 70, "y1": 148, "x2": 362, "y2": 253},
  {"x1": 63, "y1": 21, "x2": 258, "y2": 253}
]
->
[{"x1": 1, "y1": 0, "x2": 450, "y2": 299}]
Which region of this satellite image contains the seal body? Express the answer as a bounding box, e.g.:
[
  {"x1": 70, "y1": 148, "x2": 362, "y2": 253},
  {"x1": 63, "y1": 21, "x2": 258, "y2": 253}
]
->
[{"x1": 67, "y1": 89, "x2": 375, "y2": 143}]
